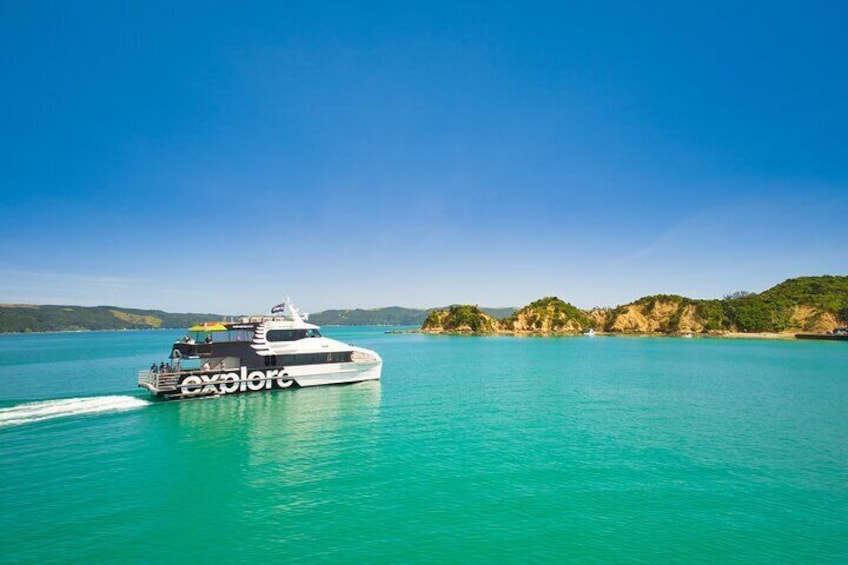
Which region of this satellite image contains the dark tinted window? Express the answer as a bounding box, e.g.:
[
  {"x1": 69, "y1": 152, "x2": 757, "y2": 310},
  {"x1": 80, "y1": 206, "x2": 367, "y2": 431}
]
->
[
  {"x1": 266, "y1": 329, "x2": 308, "y2": 342},
  {"x1": 278, "y1": 351, "x2": 352, "y2": 366}
]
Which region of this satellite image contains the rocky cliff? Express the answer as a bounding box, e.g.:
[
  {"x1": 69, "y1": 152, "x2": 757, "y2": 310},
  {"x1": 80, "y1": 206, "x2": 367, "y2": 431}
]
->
[
  {"x1": 419, "y1": 275, "x2": 848, "y2": 336},
  {"x1": 603, "y1": 295, "x2": 723, "y2": 335},
  {"x1": 501, "y1": 297, "x2": 591, "y2": 334}
]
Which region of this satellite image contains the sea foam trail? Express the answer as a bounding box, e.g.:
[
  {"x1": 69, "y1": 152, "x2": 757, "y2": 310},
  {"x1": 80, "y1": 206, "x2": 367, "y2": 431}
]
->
[{"x1": 0, "y1": 396, "x2": 150, "y2": 428}]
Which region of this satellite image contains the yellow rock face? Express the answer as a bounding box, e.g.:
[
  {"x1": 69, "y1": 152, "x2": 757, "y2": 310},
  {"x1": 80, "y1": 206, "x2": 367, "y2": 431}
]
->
[
  {"x1": 790, "y1": 306, "x2": 838, "y2": 332},
  {"x1": 607, "y1": 300, "x2": 700, "y2": 334},
  {"x1": 677, "y1": 304, "x2": 705, "y2": 333},
  {"x1": 503, "y1": 299, "x2": 589, "y2": 334}
]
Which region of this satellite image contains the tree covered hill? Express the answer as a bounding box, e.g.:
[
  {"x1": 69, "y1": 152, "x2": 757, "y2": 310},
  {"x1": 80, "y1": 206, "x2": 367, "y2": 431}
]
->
[
  {"x1": 0, "y1": 305, "x2": 222, "y2": 333},
  {"x1": 422, "y1": 305, "x2": 501, "y2": 334},
  {"x1": 501, "y1": 297, "x2": 592, "y2": 333},
  {"x1": 3, "y1": 275, "x2": 844, "y2": 334},
  {"x1": 722, "y1": 275, "x2": 848, "y2": 332},
  {"x1": 421, "y1": 275, "x2": 848, "y2": 335},
  {"x1": 308, "y1": 307, "x2": 429, "y2": 326},
  {"x1": 309, "y1": 306, "x2": 516, "y2": 326},
  {"x1": 0, "y1": 303, "x2": 516, "y2": 332}
]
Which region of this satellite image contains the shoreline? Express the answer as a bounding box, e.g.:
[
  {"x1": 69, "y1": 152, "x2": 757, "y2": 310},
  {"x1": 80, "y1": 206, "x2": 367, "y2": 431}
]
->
[
  {"x1": 718, "y1": 331, "x2": 796, "y2": 340},
  {"x1": 0, "y1": 327, "x2": 822, "y2": 342},
  {"x1": 419, "y1": 329, "x2": 803, "y2": 341},
  {"x1": 0, "y1": 327, "x2": 183, "y2": 337}
]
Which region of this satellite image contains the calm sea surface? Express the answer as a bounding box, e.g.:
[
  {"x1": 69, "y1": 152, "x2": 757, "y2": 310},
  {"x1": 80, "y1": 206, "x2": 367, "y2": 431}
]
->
[{"x1": 0, "y1": 328, "x2": 846, "y2": 563}]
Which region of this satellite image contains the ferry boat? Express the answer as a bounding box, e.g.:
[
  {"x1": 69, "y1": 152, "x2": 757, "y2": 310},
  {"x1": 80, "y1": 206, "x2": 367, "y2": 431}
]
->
[{"x1": 138, "y1": 300, "x2": 382, "y2": 400}]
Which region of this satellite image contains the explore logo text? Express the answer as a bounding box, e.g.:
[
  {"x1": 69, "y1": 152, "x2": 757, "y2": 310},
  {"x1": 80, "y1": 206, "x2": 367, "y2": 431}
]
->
[{"x1": 179, "y1": 367, "x2": 294, "y2": 395}]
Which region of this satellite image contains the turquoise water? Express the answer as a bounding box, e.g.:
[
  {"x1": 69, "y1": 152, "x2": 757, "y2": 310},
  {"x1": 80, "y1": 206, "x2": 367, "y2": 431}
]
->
[{"x1": 1, "y1": 329, "x2": 846, "y2": 563}]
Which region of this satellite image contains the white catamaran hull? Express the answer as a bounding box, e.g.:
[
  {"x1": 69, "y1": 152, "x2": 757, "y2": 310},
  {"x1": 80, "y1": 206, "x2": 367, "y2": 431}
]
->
[
  {"x1": 290, "y1": 363, "x2": 382, "y2": 387},
  {"x1": 140, "y1": 361, "x2": 381, "y2": 399}
]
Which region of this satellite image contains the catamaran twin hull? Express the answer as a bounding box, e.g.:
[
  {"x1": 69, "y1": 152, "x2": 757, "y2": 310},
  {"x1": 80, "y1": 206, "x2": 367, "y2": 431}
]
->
[{"x1": 139, "y1": 362, "x2": 382, "y2": 400}]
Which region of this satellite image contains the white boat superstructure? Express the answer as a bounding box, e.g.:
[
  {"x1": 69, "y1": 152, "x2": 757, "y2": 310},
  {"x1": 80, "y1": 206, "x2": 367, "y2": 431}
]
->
[{"x1": 138, "y1": 299, "x2": 382, "y2": 400}]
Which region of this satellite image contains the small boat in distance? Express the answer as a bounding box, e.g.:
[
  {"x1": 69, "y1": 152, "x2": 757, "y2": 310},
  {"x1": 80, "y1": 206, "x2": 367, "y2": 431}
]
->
[
  {"x1": 138, "y1": 299, "x2": 382, "y2": 400},
  {"x1": 795, "y1": 327, "x2": 848, "y2": 341}
]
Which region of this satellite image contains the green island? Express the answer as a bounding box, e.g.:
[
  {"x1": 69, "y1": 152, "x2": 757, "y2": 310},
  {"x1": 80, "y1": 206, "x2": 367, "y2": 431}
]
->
[{"x1": 421, "y1": 275, "x2": 848, "y2": 337}]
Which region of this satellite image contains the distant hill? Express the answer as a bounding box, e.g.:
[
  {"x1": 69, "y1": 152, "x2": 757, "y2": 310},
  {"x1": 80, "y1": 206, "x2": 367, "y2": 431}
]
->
[
  {"x1": 309, "y1": 306, "x2": 516, "y2": 326},
  {"x1": 6, "y1": 275, "x2": 844, "y2": 335},
  {"x1": 0, "y1": 305, "x2": 222, "y2": 333},
  {"x1": 309, "y1": 307, "x2": 428, "y2": 326},
  {"x1": 0, "y1": 303, "x2": 516, "y2": 332},
  {"x1": 422, "y1": 275, "x2": 848, "y2": 336}
]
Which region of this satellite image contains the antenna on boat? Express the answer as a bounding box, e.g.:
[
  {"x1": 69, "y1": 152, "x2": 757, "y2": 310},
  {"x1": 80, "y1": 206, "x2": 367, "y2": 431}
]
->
[{"x1": 285, "y1": 296, "x2": 306, "y2": 323}]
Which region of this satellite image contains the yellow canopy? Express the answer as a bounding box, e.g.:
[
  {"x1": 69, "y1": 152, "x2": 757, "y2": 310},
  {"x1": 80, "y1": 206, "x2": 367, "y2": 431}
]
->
[{"x1": 188, "y1": 322, "x2": 228, "y2": 332}]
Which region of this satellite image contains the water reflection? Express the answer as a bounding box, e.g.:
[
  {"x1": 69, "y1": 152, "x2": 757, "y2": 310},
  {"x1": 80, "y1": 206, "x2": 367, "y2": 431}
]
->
[
  {"x1": 173, "y1": 383, "x2": 383, "y2": 495},
  {"x1": 176, "y1": 381, "x2": 381, "y2": 434}
]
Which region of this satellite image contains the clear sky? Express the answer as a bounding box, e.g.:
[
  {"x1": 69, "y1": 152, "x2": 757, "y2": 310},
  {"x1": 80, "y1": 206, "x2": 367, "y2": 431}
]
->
[{"x1": 1, "y1": 1, "x2": 846, "y2": 314}]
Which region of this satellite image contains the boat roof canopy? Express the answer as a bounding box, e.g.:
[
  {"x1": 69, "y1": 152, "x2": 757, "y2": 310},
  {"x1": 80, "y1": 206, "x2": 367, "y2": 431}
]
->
[{"x1": 188, "y1": 322, "x2": 228, "y2": 332}]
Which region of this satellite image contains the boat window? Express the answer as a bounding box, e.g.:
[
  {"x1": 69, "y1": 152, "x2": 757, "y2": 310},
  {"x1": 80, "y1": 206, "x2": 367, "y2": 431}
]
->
[
  {"x1": 233, "y1": 329, "x2": 254, "y2": 342},
  {"x1": 278, "y1": 351, "x2": 352, "y2": 365},
  {"x1": 266, "y1": 329, "x2": 309, "y2": 342},
  {"x1": 306, "y1": 329, "x2": 322, "y2": 338}
]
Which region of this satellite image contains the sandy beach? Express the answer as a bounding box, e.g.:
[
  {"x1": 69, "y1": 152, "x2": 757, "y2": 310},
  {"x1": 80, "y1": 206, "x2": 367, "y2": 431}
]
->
[{"x1": 719, "y1": 332, "x2": 798, "y2": 340}]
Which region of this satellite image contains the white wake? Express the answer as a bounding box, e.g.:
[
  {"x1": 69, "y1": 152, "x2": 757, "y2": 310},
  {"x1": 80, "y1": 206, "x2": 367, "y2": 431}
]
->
[{"x1": 0, "y1": 396, "x2": 150, "y2": 428}]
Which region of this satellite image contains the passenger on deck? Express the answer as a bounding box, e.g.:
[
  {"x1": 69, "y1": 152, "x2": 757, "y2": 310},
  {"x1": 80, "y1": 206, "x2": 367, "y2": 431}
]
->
[
  {"x1": 159, "y1": 362, "x2": 165, "y2": 373},
  {"x1": 205, "y1": 334, "x2": 213, "y2": 344},
  {"x1": 150, "y1": 362, "x2": 158, "y2": 374},
  {"x1": 184, "y1": 335, "x2": 195, "y2": 344}
]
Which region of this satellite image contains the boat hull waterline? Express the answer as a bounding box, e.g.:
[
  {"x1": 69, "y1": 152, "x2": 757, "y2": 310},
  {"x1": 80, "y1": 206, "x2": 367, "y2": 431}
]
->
[{"x1": 139, "y1": 362, "x2": 381, "y2": 399}]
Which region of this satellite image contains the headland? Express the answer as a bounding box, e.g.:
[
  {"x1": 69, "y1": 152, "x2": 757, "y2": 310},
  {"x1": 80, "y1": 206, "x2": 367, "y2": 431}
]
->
[{"x1": 420, "y1": 275, "x2": 848, "y2": 339}]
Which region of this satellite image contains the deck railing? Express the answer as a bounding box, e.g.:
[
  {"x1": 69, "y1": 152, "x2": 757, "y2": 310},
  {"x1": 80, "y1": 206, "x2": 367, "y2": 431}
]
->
[
  {"x1": 138, "y1": 370, "x2": 180, "y2": 392},
  {"x1": 138, "y1": 370, "x2": 155, "y2": 389}
]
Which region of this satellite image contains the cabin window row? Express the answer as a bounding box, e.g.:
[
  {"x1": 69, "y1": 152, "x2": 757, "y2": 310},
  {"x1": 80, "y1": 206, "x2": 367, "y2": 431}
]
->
[
  {"x1": 263, "y1": 351, "x2": 352, "y2": 366},
  {"x1": 266, "y1": 329, "x2": 322, "y2": 342}
]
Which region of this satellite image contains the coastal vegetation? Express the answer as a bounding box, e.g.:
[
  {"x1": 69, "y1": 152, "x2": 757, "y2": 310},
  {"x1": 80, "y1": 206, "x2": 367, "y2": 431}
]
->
[
  {"x1": 310, "y1": 306, "x2": 516, "y2": 326},
  {"x1": 2, "y1": 276, "x2": 844, "y2": 335},
  {"x1": 501, "y1": 297, "x2": 591, "y2": 334},
  {"x1": 422, "y1": 305, "x2": 500, "y2": 334},
  {"x1": 421, "y1": 275, "x2": 848, "y2": 336},
  {"x1": 723, "y1": 276, "x2": 848, "y2": 333},
  {"x1": 311, "y1": 306, "x2": 431, "y2": 326},
  {"x1": 0, "y1": 305, "x2": 221, "y2": 333},
  {"x1": 0, "y1": 303, "x2": 516, "y2": 333}
]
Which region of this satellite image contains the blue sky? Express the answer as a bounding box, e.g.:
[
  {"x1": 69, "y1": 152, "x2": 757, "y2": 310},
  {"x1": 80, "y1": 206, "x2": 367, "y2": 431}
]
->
[{"x1": 1, "y1": 1, "x2": 846, "y2": 314}]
